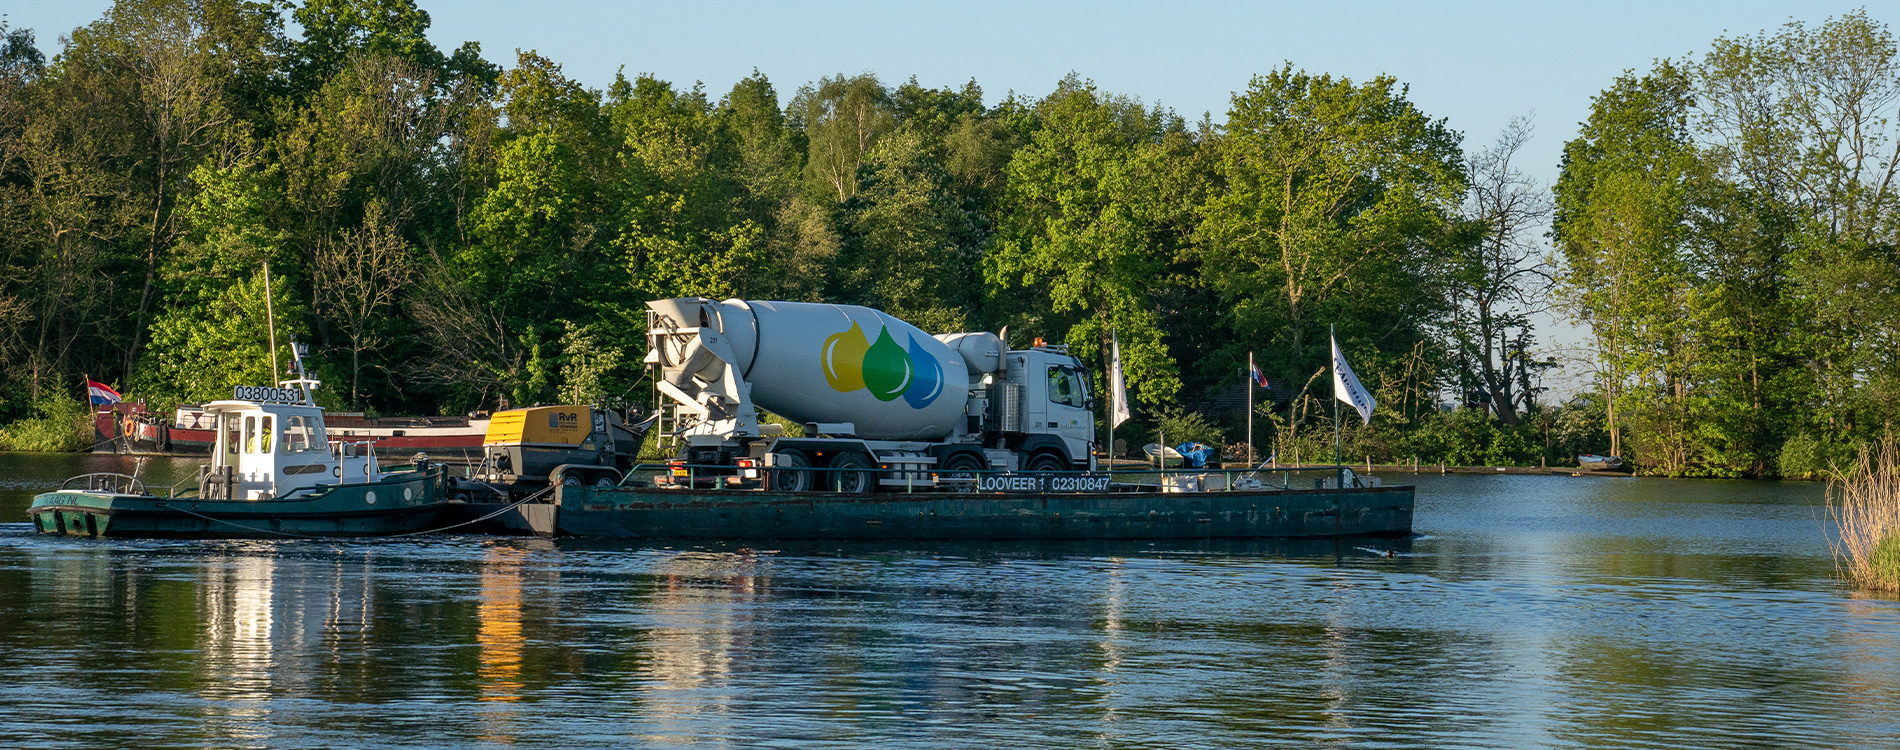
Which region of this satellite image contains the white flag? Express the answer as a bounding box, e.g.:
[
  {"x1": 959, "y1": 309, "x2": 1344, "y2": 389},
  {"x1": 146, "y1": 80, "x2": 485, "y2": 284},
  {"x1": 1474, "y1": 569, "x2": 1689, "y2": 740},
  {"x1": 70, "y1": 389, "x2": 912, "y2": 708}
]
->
[
  {"x1": 1332, "y1": 335, "x2": 1375, "y2": 425},
  {"x1": 1108, "y1": 330, "x2": 1131, "y2": 428}
]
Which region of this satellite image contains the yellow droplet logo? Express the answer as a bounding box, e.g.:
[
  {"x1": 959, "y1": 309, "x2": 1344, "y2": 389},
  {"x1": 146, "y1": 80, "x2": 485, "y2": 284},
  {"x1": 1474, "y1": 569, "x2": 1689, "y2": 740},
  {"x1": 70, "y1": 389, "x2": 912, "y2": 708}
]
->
[{"x1": 821, "y1": 322, "x2": 868, "y2": 392}]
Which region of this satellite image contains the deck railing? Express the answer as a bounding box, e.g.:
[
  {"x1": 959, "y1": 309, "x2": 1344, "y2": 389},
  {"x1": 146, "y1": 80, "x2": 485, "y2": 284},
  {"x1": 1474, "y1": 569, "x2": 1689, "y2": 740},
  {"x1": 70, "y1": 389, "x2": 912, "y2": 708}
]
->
[
  {"x1": 617, "y1": 462, "x2": 1374, "y2": 494},
  {"x1": 60, "y1": 473, "x2": 147, "y2": 495}
]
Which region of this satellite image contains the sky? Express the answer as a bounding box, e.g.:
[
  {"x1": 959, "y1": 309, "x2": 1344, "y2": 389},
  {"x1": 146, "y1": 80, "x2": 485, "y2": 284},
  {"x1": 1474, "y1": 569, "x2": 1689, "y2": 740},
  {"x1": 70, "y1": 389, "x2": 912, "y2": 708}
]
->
[{"x1": 6, "y1": 0, "x2": 1895, "y2": 394}]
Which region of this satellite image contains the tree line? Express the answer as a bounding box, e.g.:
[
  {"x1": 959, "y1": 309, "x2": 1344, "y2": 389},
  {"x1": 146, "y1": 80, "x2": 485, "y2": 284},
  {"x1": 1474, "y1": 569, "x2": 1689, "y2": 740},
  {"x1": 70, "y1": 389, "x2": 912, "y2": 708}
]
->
[{"x1": 0, "y1": 1, "x2": 1890, "y2": 476}]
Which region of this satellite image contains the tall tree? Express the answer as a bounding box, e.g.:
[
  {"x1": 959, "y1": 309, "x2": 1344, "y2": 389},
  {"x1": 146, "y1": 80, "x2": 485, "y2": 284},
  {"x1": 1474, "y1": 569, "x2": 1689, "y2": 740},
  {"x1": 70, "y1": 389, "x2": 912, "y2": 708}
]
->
[
  {"x1": 1198, "y1": 65, "x2": 1465, "y2": 400},
  {"x1": 1450, "y1": 115, "x2": 1554, "y2": 425},
  {"x1": 792, "y1": 74, "x2": 892, "y2": 203},
  {"x1": 988, "y1": 76, "x2": 1189, "y2": 405},
  {"x1": 1553, "y1": 63, "x2": 1701, "y2": 469}
]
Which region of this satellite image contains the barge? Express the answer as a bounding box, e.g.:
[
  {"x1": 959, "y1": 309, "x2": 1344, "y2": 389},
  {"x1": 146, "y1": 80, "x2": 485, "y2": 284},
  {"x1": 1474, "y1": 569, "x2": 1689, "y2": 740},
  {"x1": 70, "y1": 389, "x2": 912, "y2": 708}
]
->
[{"x1": 465, "y1": 464, "x2": 1414, "y2": 540}]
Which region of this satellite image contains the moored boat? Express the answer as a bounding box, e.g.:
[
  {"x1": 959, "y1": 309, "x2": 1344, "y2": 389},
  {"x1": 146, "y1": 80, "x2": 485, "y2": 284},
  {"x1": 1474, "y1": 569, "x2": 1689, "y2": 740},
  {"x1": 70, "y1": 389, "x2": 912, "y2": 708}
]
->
[
  {"x1": 1577, "y1": 454, "x2": 1626, "y2": 471},
  {"x1": 35, "y1": 351, "x2": 456, "y2": 539},
  {"x1": 95, "y1": 402, "x2": 489, "y2": 459}
]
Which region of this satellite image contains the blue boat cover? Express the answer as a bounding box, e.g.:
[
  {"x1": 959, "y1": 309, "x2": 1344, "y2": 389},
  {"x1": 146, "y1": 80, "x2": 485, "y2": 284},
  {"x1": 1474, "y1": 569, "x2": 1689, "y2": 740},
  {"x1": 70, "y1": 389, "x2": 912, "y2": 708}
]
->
[{"x1": 1174, "y1": 442, "x2": 1215, "y2": 469}]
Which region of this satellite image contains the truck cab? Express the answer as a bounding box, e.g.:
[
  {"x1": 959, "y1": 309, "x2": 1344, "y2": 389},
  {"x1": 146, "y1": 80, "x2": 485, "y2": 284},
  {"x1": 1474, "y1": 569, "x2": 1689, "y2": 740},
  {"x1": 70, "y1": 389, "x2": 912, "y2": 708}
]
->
[{"x1": 998, "y1": 346, "x2": 1095, "y2": 471}]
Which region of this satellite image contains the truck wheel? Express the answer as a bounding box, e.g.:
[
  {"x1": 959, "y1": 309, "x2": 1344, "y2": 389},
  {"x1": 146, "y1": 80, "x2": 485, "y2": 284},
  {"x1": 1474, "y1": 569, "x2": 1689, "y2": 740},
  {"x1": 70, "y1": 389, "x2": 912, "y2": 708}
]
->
[
  {"x1": 560, "y1": 472, "x2": 583, "y2": 487},
  {"x1": 828, "y1": 451, "x2": 875, "y2": 493},
  {"x1": 771, "y1": 450, "x2": 813, "y2": 492},
  {"x1": 592, "y1": 471, "x2": 620, "y2": 488},
  {"x1": 941, "y1": 453, "x2": 985, "y2": 492},
  {"x1": 1026, "y1": 452, "x2": 1067, "y2": 473}
]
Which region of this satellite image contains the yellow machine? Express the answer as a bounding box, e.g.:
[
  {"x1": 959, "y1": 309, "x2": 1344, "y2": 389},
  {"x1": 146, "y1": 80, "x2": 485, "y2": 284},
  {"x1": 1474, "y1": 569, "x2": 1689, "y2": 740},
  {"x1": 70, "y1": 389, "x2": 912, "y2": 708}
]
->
[{"x1": 459, "y1": 405, "x2": 654, "y2": 497}]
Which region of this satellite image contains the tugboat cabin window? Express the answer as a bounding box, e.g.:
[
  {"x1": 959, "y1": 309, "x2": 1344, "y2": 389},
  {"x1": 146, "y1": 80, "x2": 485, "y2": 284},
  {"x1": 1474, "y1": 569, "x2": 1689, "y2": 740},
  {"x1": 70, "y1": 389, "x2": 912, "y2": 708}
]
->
[
  {"x1": 245, "y1": 416, "x2": 257, "y2": 453},
  {"x1": 224, "y1": 418, "x2": 239, "y2": 458},
  {"x1": 259, "y1": 416, "x2": 273, "y2": 454},
  {"x1": 282, "y1": 415, "x2": 321, "y2": 454}
]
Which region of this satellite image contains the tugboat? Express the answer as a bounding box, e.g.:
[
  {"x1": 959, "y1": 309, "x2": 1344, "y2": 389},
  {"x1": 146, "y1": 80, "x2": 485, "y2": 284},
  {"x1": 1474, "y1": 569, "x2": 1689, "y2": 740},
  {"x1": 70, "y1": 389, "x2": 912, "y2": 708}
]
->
[{"x1": 31, "y1": 344, "x2": 455, "y2": 539}]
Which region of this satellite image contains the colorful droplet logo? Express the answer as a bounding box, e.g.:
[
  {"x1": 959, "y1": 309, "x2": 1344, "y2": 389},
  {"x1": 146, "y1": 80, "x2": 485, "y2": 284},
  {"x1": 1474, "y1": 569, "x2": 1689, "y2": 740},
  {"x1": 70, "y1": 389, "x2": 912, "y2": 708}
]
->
[{"x1": 822, "y1": 321, "x2": 943, "y2": 408}]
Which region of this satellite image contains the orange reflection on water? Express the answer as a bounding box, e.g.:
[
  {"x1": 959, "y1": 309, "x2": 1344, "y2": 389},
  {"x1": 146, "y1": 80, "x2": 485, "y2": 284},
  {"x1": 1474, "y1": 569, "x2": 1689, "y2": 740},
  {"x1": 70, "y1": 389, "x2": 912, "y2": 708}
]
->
[{"x1": 477, "y1": 547, "x2": 527, "y2": 703}]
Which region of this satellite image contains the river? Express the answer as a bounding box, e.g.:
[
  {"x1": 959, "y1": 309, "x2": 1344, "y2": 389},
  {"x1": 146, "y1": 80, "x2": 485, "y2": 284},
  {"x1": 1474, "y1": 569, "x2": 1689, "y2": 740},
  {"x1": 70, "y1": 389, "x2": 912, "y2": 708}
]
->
[{"x1": 0, "y1": 452, "x2": 1892, "y2": 749}]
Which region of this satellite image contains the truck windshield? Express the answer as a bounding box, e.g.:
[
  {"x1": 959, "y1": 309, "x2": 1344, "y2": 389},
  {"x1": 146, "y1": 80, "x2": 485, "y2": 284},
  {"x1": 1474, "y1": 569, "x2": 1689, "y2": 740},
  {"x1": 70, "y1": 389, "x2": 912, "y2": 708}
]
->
[{"x1": 1048, "y1": 366, "x2": 1086, "y2": 409}]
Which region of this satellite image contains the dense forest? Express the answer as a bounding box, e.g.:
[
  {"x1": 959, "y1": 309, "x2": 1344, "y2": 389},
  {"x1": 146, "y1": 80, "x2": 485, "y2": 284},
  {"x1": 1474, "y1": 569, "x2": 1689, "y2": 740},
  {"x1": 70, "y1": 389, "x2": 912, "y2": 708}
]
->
[{"x1": 0, "y1": 1, "x2": 1894, "y2": 478}]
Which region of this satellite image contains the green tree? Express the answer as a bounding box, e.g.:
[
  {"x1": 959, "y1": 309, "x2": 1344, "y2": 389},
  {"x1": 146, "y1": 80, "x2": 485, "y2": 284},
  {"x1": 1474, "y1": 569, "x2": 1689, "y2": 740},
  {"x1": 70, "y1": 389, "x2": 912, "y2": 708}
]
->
[
  {"x1": 842, "y1": 129, "x2": 981, "y2": 332},
  {"x1": 1198, "y1": 65, "x2": 1465, "y2": 422},
  {"x1": 792, "y1": 74, "x2": 893, "y2": 203},
  {"x1": 1554, "y1": 63, "x2": 1705, "y2": 473},
  {"x1": 988, "y1": 76, "x2": 1189, "y2": 405}
]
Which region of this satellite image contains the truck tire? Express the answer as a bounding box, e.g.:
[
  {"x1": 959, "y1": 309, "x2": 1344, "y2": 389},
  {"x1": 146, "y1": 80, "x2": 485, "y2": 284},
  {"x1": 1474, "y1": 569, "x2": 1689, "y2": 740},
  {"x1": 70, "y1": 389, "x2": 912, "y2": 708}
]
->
[
  {"x1": 591, "y1": 471, "x2": 619, "y2": 488},
  {"x1": 771, "y1": 450, "x2": 813, "y2": 492},
  {"x1": 1026, "y1": 452, "x2": 1067, "y2": 473},
  {"x1": 941, "y1": 452, "x2": 985, "y2": 492},
  {"x1": 828, "y1": 451, "x2": 875, "y2": 493}
]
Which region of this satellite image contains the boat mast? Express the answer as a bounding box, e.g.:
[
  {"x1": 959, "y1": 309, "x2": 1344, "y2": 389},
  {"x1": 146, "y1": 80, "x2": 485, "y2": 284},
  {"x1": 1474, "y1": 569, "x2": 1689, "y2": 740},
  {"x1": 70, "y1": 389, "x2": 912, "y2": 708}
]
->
[{"x1": 263, "y1": 262, "x2": 279, "y2": 380}]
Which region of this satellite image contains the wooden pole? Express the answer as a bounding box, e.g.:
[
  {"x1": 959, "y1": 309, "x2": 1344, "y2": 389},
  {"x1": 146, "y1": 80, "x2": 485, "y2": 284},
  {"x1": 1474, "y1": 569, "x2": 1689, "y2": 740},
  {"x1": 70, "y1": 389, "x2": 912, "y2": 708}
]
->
[{"x1": 263, "y1": 262, "x2": 279, "y2": 381}]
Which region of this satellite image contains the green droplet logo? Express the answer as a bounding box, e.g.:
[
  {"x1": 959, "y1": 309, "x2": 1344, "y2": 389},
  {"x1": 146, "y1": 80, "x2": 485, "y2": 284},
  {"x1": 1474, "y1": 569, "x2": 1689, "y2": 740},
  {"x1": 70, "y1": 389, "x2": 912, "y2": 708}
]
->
[{"x1": 861, "y1": 326, "x2": 913, "y2": 401}]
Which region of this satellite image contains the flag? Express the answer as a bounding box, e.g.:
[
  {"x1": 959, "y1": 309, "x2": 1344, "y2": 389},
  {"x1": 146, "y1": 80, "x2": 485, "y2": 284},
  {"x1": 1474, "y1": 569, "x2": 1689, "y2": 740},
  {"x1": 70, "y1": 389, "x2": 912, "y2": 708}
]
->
[
  {"x1": 86, "y1": 379, "x2": 122, "y2": 406},
  {"x1": 1248, "y1": 353, "x2": 1269, "y2": 389},
  {"x1": 1108, "y1": 330, "x2": 1131, "y2": 428},
  {"x1": 1331, "y1": 335, "x2": 1375, "y2": 425}
]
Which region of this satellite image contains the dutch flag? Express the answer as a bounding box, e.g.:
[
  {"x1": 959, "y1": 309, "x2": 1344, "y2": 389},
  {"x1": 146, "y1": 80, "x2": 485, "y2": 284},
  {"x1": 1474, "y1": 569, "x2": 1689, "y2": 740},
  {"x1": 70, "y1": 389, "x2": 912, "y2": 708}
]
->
[
  {"x1": 1248, "y1": 359, "x2": 1269, "y2": 389},
  {"x1": 86, "y1": 379, "x2": 122, "y2": 406}
]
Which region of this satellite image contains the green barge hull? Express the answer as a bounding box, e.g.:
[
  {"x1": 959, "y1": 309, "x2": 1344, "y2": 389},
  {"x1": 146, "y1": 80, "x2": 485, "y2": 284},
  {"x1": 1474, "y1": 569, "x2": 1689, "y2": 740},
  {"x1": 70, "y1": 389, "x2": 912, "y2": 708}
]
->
[
  {"x1": 543, "y1": 483, "x2": 1414, "y2": 540},
  {"x1": 29, "y1": 468, "x2": 453, "y2": 539}
]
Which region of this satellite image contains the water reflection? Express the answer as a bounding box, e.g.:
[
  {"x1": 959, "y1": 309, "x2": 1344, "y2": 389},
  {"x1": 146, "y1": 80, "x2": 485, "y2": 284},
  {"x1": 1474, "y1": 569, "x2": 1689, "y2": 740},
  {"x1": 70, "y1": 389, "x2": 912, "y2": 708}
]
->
[
  {"x1": 0, "y1": 470, "x2": 1894, "y2": 748},
  {"x1": 198, "y1": 551, "x2": 276, "y2": 748}
]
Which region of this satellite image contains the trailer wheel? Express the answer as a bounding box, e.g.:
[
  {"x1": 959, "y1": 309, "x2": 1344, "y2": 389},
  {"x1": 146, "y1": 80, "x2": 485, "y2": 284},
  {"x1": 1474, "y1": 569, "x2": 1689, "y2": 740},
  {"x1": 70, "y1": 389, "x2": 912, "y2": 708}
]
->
[
  {"x1": 1026, "y1": 452, "x2": 1067, "y2": 473},
  {"x1": 560, "y1": 472, "x2": 584, "y2": 487},
  {"x1": 828, "y1": 451, "x2": 875, "y2": 493},
  {"x1": 771, "y1": 450, "x2": 813, "y2": 492},
  {"x1": 591, "y1": 471, "x2": 620, "y2": 488}
]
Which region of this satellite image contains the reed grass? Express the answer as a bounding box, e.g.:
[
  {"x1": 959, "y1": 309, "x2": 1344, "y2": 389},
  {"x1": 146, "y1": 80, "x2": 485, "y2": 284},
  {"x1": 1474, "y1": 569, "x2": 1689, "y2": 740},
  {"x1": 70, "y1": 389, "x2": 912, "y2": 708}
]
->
[{"x1": 1828, "y1": 436, "x2": 1900, "y2": 592}]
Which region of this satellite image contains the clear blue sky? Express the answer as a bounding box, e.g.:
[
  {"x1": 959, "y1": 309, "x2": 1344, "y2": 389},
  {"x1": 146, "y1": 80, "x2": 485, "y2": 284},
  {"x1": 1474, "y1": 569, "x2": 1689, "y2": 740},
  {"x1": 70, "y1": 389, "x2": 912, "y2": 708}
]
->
[
  {"x1": 11, "y1": 0, "x2": 1884, "y2": 192},
  {"x1": 4, "y1": 0, "x2": 1892, "y2": 388}
]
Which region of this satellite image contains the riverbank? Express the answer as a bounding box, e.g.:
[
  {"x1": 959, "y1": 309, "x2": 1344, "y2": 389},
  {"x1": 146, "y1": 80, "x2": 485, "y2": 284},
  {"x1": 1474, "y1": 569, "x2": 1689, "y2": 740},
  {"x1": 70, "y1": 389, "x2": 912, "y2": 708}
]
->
[{"x1": 1107, "y1": 457, "x2": 1637, "y2": 478}]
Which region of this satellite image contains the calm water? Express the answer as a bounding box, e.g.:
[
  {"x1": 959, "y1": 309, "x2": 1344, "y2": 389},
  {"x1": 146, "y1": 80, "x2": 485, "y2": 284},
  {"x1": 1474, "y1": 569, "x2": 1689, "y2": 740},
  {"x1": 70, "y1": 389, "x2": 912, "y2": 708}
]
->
[{"x1": 0, "y1": 453, "x2": 1893, "y2": 749}]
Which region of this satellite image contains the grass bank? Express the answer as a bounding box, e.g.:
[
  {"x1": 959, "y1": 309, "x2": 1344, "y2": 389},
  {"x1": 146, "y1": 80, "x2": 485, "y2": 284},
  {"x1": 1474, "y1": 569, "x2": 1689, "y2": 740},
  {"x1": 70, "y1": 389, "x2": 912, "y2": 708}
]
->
[
  {"x1": 0, "y1": 392, "x2": 92, "y2": 453},
  {"x1": 1828, "y1": 437, "x2": 1900, "y2": 592}
]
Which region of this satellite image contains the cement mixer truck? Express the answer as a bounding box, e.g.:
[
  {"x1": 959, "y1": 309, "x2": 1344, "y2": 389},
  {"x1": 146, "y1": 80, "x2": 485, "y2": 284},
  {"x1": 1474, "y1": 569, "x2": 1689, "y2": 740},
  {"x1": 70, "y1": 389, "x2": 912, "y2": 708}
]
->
[{"x1": 645, "y1": 298, "x2": 1097, "y2": 491}]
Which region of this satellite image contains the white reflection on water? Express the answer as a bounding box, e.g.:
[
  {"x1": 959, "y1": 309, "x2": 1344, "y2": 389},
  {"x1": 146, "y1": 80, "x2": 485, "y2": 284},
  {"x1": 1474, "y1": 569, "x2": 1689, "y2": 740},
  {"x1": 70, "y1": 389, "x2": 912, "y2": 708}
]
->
[
  {"x1": 633, "y1": 550, "x2": 763, "y2": 746},
  {"x1": 198, "y1": 551, "x2": 275, "y2": 748}
]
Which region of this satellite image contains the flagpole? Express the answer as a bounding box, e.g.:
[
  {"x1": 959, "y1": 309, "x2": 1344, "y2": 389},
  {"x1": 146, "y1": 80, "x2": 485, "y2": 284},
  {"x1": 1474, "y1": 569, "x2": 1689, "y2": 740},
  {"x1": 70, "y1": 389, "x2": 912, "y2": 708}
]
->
[
  {"x1": 1246, "y1": 352, "x2": 1255, "y2": 468},
  {"x1": 1105, "y1": 333, "x2": 1114, "y2": 475},
  {"x1": 1332, "y1": 324, "x2": 1342, "y2": 467}
]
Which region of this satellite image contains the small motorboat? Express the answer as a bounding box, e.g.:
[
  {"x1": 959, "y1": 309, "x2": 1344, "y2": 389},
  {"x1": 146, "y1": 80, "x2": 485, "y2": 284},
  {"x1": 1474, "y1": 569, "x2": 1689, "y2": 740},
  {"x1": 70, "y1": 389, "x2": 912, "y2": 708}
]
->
[{"x1": 1577, "y1": 454, "x2": 1627, "y2": 471}]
